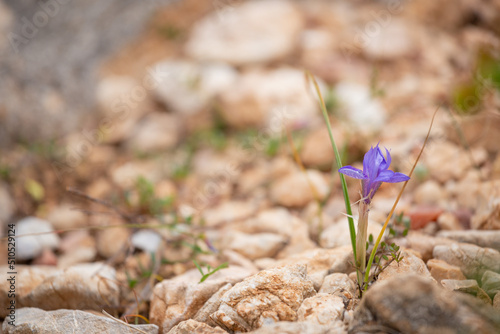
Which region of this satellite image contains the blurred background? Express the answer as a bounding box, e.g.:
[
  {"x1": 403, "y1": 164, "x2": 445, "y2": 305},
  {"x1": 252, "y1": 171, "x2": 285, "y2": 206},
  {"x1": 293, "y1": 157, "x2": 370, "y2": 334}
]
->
[{"x1": 0, "y1": 0, "x2": 499, "y2": 264}]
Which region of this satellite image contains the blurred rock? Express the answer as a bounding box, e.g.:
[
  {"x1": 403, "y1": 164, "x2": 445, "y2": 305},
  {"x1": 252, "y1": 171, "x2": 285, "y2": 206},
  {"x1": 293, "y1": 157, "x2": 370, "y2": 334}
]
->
[
  {"x1": 0, "y1": 265, "x2": 59, "y2": 318},
  {"x1": 96, "y1": 219, "x2": 130, "y2": 259},
  {"x1": 409, "y1": 206, "x2": 443, "y2": 230},
  {"x1": 2, "y1": 308, "x2": 158, "y2": 334},
  {"x1": 167, "y1": 319, "x2": 226, "y2": 334},
  {"x1": 202, "y1": 201, "x2": 257, "y2": 227},
  {"x1": 153, "y1": 60, "x2": 237, "y2": 115},
  {"x1": 272, "y1": 247, "x2": 354, "y2": 290},
  {"x1": 334, "y1": 82, "x2": 386, "y2": 134},
  {"x1": 47, "y1": 204, "x2": 87, "y2": 230},
  {"x1": 300, "y1": 127, "x2": 344, "y2": 168},
  {"x1": 413, "y1": 180, "x2": 446, "y2": 206},
  {"x1": 393, "y1": 231, "x2": 453, "y2": 261},
  {"x1": 297, "y1": 293, "x2": 345, "y2": 326},
  {"x1": 221, "y1": 231, "x2": 288, "y2": 260},
  {"x1": 441, "y1": 279, "x2": 491, "y2": 304},
  {"x1": 126, "y1": 112, "x2": 181, "y2": 152},
  {"x1": 433, "y1": 243, "x2": 500, "y2": 279},
  {"x1": 351, "y1": 274, "x2": 500, "y2": 333},
  {"x1": 363, "y1": 19, "x2": 417, "y2": 60},
  {"x1": 437, "y1": 230, "x2": 500, "y2": 252},
  {"x1": 131, "y1": 230, "x2": 162, "y2": 254},
  {"x1": 377, "y1": 249, "x2": 434, "y2": 282},
  {"x1": 8, "y1": 263, "x2": 119, "y2": 313},
  {"x1": 437, "y1": 211, "x2": 464, "y2": 230},
  {"x1": 427, "y1": 259, "x2": 466, "y2": 283},
  {"x1": 219, "y1": 67, "x2": 322, "y2": 129},
  {"x1": 210, "y1": 265, "x2": 316, "y2": 332},
  {"x1": 16, "y1": 217, "x2": 60, "y2": 261},
  {"x1": 185, "y1": 0, "x2": 303, "y2": 65},
  {"x1": 32, "y1": 249, "x2": 58, "y2": 266},
  {"x1": 111, "y1": 160, "x2": 160, "y2": 190},
  {"x1": 58, "y1": 231, "x2": 96, "y2": 268},
  {"x1": 240, "y1": 208, "x2": 316, "y2": 258},
  {"x1": 320, "y1": 218, "x2": 382, "y2": 250},
  {"x1": 150, "y1": 266, "x2": 253, "y2": 333},
  {"x1": 248, "y1": 321, "x2": 342, "y2": 334},
  {"x1": 471, "y1": 199, "x2": 500, "y2": 230},
  {"x1": 270, "y1": 170, "x2": 329, "y2": 207}
]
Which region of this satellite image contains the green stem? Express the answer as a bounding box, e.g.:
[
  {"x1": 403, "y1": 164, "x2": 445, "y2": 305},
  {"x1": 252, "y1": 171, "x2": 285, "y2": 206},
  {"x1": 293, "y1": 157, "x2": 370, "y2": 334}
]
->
[{"x1": 307, "y1": 72, "x2": 357, "y2": 261}]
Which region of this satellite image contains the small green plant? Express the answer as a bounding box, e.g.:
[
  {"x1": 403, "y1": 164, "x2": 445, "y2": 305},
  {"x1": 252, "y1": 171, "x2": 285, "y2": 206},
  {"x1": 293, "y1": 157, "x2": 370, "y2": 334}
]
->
[
  {"x1": 193, "y1": 259, "x2": 228, "y2": 283},
  {"x1": 131, "y1": 176, "x2": 175, "y2": 216}
]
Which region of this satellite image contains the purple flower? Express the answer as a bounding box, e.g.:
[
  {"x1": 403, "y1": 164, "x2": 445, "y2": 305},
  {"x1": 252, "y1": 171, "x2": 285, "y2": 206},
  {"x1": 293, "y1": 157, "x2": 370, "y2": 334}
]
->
[{"x1": 339, "y1": 144, "x2": 410, "y2": 204}]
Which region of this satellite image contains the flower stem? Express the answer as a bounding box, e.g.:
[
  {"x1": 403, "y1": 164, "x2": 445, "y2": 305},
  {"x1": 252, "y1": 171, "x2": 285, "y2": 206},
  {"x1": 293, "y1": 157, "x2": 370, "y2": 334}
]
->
[{"x1": 356, "y1": 201, "x2": 369, "y2": 273}]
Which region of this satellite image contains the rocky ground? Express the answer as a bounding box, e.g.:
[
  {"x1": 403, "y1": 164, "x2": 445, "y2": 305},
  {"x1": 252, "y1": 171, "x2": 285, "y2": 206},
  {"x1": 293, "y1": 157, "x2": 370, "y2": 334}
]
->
[{"x1": 1, "y1": 0, "x2": 500, "y2": 333}]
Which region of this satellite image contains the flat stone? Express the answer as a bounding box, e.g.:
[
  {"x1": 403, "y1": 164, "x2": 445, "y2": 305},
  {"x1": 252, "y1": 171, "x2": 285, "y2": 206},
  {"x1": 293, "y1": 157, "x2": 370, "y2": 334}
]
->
[
  {"x1": 433, "y1": 243, "x2": 500, "y2": 279},
  {"x1": 427, "y1": 259, "x2": 466, "y2": 283},
  {"x1": 319, "y1": 273, "x2": 357, "y2": 308},
  {"x1": 437, "y1": 230, "x2": 500, "y2": 252},
  {"x1": 297, "y1": 293, "x2": 345, "y2": 326},
  {"x1": 210, "y1": 265, "x2": 316, "y2": 332},
  {"x1": 16, "y1": 217, "x2": 60, "y2": 261},
  {"x1": 351, "y1": 274, "x2": 500, "y2": 333},
  {"x1": 2, "y1": 308, "x2": 158, "y2": 334},
  {"x1": 185, "y1": 0, "x2": 303, "y2": 65},
  {"x1": 221, "y1": 231, "x2": 288, "y2": 260},
  {"x1": 166, "y1": 319, "x2": 226, "y2": 334},
  {"x1": 270, "y1": 170, "x2": 329, "y2": 207},
  {"x1": 377, "y1": 249, "x2": 434, "y2": 282}
]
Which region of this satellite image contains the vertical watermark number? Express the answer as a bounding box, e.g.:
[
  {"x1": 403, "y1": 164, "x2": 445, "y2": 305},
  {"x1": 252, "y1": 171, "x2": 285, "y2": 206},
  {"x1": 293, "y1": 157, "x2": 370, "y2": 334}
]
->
[{"x1": 6, "y1": 224, "x2": 16, "y2": 326}]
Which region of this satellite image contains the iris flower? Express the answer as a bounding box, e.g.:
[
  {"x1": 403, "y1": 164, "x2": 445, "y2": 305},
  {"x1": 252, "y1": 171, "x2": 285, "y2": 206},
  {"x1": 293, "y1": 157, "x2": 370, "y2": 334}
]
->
[{"x1": 339, "y1": 144, "x2": 410, "y2": 204}]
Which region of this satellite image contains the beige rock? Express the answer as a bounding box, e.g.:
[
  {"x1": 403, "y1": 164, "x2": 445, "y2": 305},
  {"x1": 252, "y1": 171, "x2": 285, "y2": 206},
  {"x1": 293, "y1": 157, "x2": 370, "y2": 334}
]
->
[
  {"x1": 219, "y1": 67, "x2": 323, "y2": 129},
  {"x1": 22, "y1": 263, "x2": 119, "y2": 311},
  {"x1": 300, "y1": 127, "x2": 342, "y2": 168},
  {"x1": 363, "y1": 20, "x2": 417, "y2": 61},
  {"x1": 193, "y1": 283, "x2": 233, "y2": 325},
  {"x1": 319, "y1": 273, "x2": 357, "y2": 307},
  {"x1": 297, "y1": 293, "x2": 345, "y2": 326},
  {"x1": 202, "y1": 201, "x2": 257, "y2": 227},
  {"x1": 377, "y1": 249, "x2": 434, "y2": 283},
  {"x1": 273, "y1": 247, "x2": 354, "y2": 290},
  {"x1": 95, "y1": 220, "x2": 130, "y2": 259},
  {"x1": 126, "y1": 112, "x2": 181, "y2": 152},
  {"x1": 413, "y1": 180, "x2": 446, "y2": 206},
  {"x1": 221, "y1": 231, "x2": 288, "y2": 260},
  {"x1": 111, "y1": 160, "x2": 160, "y2": 190},
  {"x1": 270, "y1": 170, "x2": 329, "y2": 207},
  {"x1": 247, "y1": 321, "x2": 342, "y2": 334},
  {"x1": 58, "y1": 230, "x2": 96, "y2": 267},
  {"x1": 471, "y1": 199, "x2": 500, "y2": 230},
  {"x1": 152, "y1": 60, "x2": 238, "y2": 115},
  {"x1": 0, "y1": 266, "x2": 59, "y2": 318},
  {"x1": 47, "y1": 204, "x2": 87, "y2": 230},
  {"x1": 239, "y1": 208, "x2": 316, "y2": 258},
  {"x1": 210, "y1": 265, "x2": 316, "y2": 332},
  {"x1": 150, "y1": 266, "x2": 253, "y2": 333},
  {"x1": 351, "y1": 274, "x2": 500, "y2": 333},
  {"x1": 437, "y1": 230, "x2": 500, "y2": 252},
  {"x1": 441, "y1": 279, "x2": 492, "y2": 304},
  {"x1": 494, "y1": 293, "x2": 500, "y2": 311},
  {"x1": 437, "y1": 211, "x2": 464, "y2": 230},
  {"x1": 433, "y1": 243, "x2": 500, "y2": 279},
  {"x1": 427, "y1": 259, "x2": 466, "y2": 283},
  {"x1": 394, "y1": 231, "x2": 453, "y2": 261},
  {"x1": 167, "y1": 319, "x2": 226, "y2": 334},
  {"x1": 221, "y1": 249, "x2": 259, "y2": 274},
  {"x1": 185, "y1": 0, "x2": 303, "y2": 65},
  {"x1": 320, "y1": 218, "x2": 382, "y2": 250},
  {"x1": 2, "y1": 308, "x2": 158, "y2": 334}
]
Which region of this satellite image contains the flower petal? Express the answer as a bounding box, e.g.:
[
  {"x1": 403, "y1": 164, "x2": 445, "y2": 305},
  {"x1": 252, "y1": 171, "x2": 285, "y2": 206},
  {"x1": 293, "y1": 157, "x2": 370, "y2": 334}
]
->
[
  {"x1": 363, "y1": 146, "x2": 382, "y2": 179},
  {"x1": 379, "y1": 147, "x2": 391, "y2": 170},
  {"x1": 374, "y1": 170, "x2": 410, "y2": 183},
  {"x1": 339, "y1": 166, "x2": 366, "y2": 180}
]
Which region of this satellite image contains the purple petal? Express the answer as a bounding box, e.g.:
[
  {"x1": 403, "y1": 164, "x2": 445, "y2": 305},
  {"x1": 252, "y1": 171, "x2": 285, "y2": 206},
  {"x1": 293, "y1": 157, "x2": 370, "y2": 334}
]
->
[
  {"x1": 379, "y1": 147, "x2": 391, "y2": 170},
  {"x1": 339, "y1": 166, "x2": 366, "y2": 180},
  {"x1": 362, "y1": 146, "x2": 381, "y2": 179},
  {"x1": 374, "y1": 170, "x2": 410, "y2": 183}
]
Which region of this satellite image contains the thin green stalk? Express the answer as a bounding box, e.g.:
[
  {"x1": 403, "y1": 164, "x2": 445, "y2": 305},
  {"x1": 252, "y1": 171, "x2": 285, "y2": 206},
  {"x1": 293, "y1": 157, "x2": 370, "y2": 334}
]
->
[
  {"x1": 307, "y1": 72, "x2": 357, "y2": 261},
  {"x1": 363, "y1": 107, "x2": 439, "y2": 289}
]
